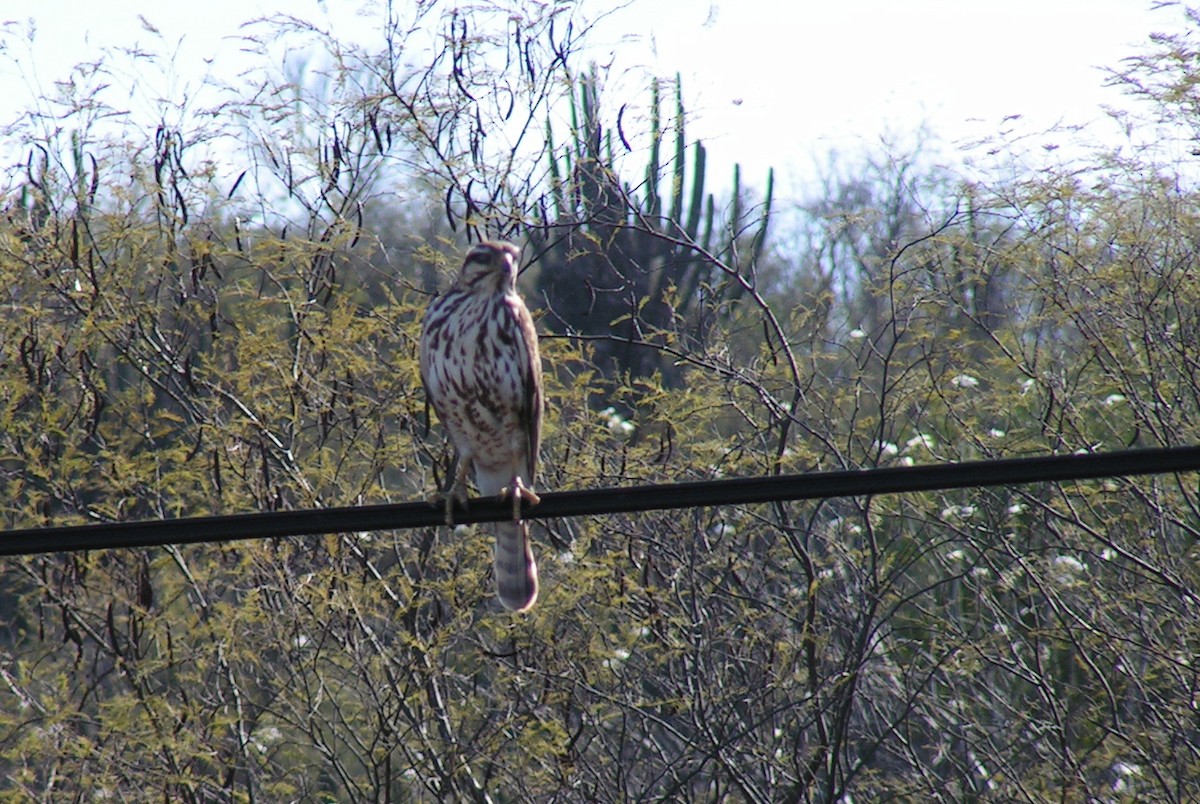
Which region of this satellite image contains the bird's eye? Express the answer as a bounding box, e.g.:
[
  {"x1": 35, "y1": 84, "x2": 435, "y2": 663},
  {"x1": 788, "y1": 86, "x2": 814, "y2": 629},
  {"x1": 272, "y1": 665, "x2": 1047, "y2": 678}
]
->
[{"x1": 464, "y1": 248, "x2": 493, "y2": 266}]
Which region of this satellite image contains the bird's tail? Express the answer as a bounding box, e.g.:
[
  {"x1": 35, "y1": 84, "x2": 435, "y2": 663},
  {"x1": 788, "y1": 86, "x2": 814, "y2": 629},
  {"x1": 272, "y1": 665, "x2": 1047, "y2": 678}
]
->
[{"x1": 494, "y1": 519, "x2": 538, "y2": 612}]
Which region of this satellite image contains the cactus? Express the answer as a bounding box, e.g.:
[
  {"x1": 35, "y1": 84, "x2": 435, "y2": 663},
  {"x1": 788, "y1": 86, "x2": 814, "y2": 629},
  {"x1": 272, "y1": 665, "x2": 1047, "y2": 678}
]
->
[{"x1": 531, "y1": 70, "x2": 772, "y2": 389}]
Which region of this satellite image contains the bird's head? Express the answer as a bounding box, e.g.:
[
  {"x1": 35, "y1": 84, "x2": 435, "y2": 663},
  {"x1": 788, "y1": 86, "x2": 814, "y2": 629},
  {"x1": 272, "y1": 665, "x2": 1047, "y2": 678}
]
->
[{"x1": 457, "y1": 241, "x2": 521, "y2": 293}]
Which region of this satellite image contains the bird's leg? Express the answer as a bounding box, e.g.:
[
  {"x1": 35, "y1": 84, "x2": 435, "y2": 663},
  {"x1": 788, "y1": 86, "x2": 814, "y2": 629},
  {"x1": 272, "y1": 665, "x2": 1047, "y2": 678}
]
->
[
  {"x1": 432, "y1": 458, "x2": 471, "y2": 526},
  {"x1": 500, "y1": 475, "x2": 541, "y2": 522}
]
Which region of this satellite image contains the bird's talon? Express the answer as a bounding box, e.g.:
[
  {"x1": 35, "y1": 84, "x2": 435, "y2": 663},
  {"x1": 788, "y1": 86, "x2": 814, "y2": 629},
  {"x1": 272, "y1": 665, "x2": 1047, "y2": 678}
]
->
[
  {"x1": 429, "y1": 486, "x2": 469, "y2": 527},
  {"x1": 500, "y1": 477, "x2": 540, "y2": 521}
]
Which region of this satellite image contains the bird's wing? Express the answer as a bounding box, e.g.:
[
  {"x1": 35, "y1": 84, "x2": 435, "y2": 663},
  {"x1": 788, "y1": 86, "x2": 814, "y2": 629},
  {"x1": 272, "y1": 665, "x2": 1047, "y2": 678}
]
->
[{"x1": 514, "y1": 297, "x2": 542, "y2": 481}]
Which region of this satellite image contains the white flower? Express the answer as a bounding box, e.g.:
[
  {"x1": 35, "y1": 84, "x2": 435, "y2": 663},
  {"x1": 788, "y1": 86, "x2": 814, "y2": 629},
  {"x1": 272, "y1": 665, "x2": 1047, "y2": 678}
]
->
[
  {"x1": 252, "y1": 727, "x2": 282, "y2": 754},
  {"x1": 988, "y1": 428, "x2": 1006, "y2": 439},
  {"x1": 602, "y1": 648, "x2": 631, "y2": 669},
  {"x1": 1104, "y1": 393, "x2": 1127, "y2": 407},
  {"x1": 1054, "y1": 555, "x2": 1086, "y2": 572},
  {"x1": 941, "y1": 505, "x2": 976, "y2": 520},
  {"x1": 905, "y1": 433, "x2": 936, "y2": 451},
  {"x1": 951, "y1": 374, "x2": 980, "y2": 389},
  {"x1": 873, "y1": 440, "x2": 899, "y2": 457},
  {"x1": 1112, "y1": 761, "x2": 1141, "y2": 777},
  {"x1": 601, "y1": 406, "x2": 635, "y2": 435},
  {"x1": 1051, "y1": 554, "x2": 1088, "y2": 585},
  {"x1": 1111, "y1": 761, "x2": 1142, "y2": 794}
]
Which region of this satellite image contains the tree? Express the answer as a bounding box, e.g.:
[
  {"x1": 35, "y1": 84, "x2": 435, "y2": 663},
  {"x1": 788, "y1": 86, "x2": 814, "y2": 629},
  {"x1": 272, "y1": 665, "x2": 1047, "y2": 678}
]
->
[
  {"x1": 531, "y1": 70, "x2": 774, "y2": 394},
  {"x1": 0, "y1": 1, "x2": 1198, "y2": 801}
]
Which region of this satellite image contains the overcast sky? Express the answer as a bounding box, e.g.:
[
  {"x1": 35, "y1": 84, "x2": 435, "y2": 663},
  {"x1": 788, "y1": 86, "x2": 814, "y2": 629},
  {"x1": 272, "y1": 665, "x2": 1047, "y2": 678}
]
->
[
  {"x1": 0, "y1": 0, "x2": 1184, "y2": 193},
  {"x1": 591, "y1": 0, "x2": 1180, "y2": 190}
]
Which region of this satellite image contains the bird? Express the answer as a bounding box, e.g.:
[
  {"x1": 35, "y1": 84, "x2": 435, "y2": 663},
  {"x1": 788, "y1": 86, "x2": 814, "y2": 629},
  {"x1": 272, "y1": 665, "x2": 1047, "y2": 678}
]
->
[{"x1": 418, "y1": 240, "x2": 543, "y2": 612}]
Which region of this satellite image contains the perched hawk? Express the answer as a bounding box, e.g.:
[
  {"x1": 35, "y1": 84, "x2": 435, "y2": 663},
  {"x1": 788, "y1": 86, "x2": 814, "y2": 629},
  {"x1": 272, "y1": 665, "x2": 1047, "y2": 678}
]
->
[{"x1": 419, "y1": 241, "x2": 543, "y2": 611}]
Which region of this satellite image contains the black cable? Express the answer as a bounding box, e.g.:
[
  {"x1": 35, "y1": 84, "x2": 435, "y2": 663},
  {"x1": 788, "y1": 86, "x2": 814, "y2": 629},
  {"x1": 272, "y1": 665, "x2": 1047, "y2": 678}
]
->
[{"x1": 2, "y1": 445, "x2": 1199, "y2": 557}]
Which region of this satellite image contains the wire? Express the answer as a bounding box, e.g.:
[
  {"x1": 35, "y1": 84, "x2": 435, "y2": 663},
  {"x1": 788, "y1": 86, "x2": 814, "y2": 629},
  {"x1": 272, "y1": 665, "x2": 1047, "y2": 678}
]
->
[{"x1": 2, "y1": 445, "x2": 1199, "y2": 557}]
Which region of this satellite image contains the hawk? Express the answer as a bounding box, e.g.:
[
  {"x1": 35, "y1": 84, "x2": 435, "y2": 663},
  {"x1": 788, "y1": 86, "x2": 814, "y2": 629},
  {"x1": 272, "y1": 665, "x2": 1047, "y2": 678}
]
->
[{"x1": 419, "y1": 241, "x2": 543, "y2": 611}]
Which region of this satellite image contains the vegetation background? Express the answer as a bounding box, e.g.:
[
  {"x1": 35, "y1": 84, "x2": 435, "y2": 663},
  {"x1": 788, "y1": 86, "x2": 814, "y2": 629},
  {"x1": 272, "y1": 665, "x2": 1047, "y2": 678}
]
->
[{"x1": 0, "y1": 1, "x2": 1198, "y2": 800}]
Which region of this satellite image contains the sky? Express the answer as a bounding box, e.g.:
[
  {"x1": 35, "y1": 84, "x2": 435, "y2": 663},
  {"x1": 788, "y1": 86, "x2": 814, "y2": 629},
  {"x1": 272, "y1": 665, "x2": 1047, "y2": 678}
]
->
[
  {"x1": 0, "y1": 0, "x2": 1186, "y2": 197},
  {"x1": 588, "y1": 0, "x2": 1183, "y2": 193}
]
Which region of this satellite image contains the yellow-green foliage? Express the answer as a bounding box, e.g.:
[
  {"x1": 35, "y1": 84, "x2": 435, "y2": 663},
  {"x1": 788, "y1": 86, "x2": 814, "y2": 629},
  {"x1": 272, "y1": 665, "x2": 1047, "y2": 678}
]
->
[{"x1": 0, "y1": 5, "x2": 1199, "y2": 801}]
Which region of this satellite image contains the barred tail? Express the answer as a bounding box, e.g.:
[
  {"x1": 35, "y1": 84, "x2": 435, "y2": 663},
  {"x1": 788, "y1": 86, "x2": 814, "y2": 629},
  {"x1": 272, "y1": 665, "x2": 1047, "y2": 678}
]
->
[{"x1": 494, "y1": 520, "x2": 538, "y2": 612}]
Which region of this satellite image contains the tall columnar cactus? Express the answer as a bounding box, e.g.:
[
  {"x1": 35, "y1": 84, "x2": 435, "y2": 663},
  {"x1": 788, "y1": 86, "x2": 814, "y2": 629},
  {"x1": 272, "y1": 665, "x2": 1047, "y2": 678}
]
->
[{"x1": 532, "y1": 71, "x2": 773, "y2": 390}]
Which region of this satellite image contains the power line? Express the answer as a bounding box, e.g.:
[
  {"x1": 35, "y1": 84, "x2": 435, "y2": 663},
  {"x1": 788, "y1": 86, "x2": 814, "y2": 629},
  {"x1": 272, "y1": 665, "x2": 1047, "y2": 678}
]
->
[{"x1": 2, "y1": 445, "x2": 1199, "y2": 557}]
